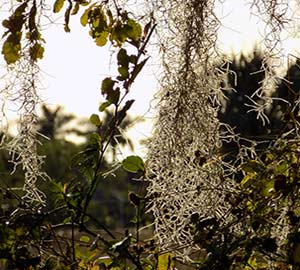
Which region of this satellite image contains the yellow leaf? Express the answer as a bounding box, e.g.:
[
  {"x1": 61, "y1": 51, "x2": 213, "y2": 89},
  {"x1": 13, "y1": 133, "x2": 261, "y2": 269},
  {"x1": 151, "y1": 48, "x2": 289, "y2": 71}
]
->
[
  {"x1": 95, "y1": 31, "x2": 109, "y2": 47},
  {"x1": 2, "y1": 41, "x2": 21, "y2": 64},
  {"x1": 53, "y1": 0, "x2": 65, "y2": 13},
  {"x1": 80, "y1": 235, "x2": 90, "y2": 243},
  {"x1": 78, "y1": 260, "x2": 86, "y2": 268},
  {"x1": 240, "y1": 172, "x2": 256, "y2": 188},
  {"x1": 80, "y1": 4, "x2": 97, "y2": 27},
  {"x1": 158, "y1": 253, "x2": 174, "y2": 270}
]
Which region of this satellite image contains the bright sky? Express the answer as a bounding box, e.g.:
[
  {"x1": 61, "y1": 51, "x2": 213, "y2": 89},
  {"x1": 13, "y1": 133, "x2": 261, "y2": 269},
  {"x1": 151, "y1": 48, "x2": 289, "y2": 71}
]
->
[{"x1": 1, "y1": 0, "x2": 300, "y2": 157}]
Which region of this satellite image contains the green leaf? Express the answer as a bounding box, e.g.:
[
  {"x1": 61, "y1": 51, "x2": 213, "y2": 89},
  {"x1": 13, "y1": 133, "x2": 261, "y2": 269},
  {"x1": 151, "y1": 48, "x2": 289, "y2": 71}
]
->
[
  {"x1": 110, "y1": 22, "x2": 128, "y2": 46},
  {"x1": 2, "y1": 40, "x2": 21, "y2": 64},
  {"x1": 275, "y1": 160, "x2": 289, "y2": 175},
  {"x1": 80, "y1": 235, "x2": 90, "y2": 243},
  {"x1": 116, "y1": 99, "x2": 135, "y2": 124},
  {"x1": 28, "y1": 4, "x2": 37, "y2": 33},
  {"x1": 107, "y1": 88, "x2": 120, "y2": 105},
  {"x1": 118, "y1": 66, "x2": 129, "y2": 79},
  {"x1": 63, "y1": 217, "x2": 72, "y2": 224},
  {"x1": 95, "y1": 31, "x2": 109, "y2": 46},
  {"x1": 80, "y1": 4, "x2": 97, "y2": 26},
  {"x1": 158, "y1": 253, "x2": 174, "y2": 270},
  {"x1": 241, "y1": 160, "x2": 265, "y2": 174},
  {"x1": 89, "y1": 132, "x2": 102, "y2": 146},
  {"x1": 64, "y1": 1, "x2": 72, "y2": 32},
  {"x1": 240, "y1": 172, "x2": 256, "y2": 188},
  {"x1": 122, "y1": 155, "x2": 144, "y2": 173},
  {"x1": 262, "y1": 179, "x2": 275, "y2": 196},
  {"x1": 53, "y1": 0, "x2": 65, "y2": 13},
  {"x1": 99, "y1": 101, "x2": 112, "y2": 112},
  {"x1": 101, "y1": 78, "x2": 119, "y2": 104},
  {"x1": 64, "y1": 24, "x2": 70, "y2": 32},
  {"x1": 117, "y1": 48, "x2": 129, "y2": 67},
  {"x1": 129, "y1": 54, "x2": 137, "y2": 64},
  {"x1": 71, "y1": 2, "x2": 80, "y2": 15},
  {"x1": 101, "y1": 77, "x2": 115, "y2": 95},
  {"x1": 29, "y1": 43, "x2": 44, "y2": 61},
  {"x1": 90, "y1": 114, "x2": 101, "y2": 126},
  {"x1": 48, "y1": 181, "x2": 64, "y2": 193},
  {"x1": 80, "y1": 10, "x2": 89, "y2": 26},
  {"x1": 127, "y1": 57, "x2": 149, "y2": 86},
  {"x1": 126, "y1": 18, "x2": 142, "y2": 42}
]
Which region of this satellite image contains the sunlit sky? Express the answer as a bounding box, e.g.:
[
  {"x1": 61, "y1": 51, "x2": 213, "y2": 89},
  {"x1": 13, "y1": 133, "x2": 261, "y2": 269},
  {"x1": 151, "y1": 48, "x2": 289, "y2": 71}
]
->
[{"x1": 1, "y1": 0, "x2": 300, "y2": 157}]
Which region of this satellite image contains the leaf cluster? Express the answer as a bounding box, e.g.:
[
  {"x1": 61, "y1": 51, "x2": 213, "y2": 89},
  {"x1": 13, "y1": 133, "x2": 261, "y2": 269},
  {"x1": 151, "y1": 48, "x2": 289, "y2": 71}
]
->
[
  {"x1": 2, "y1": 1, "x2": 44, "y2": 64},
  {"x1": 189, "y1": 135, "x2": 300, "y2": 270}
]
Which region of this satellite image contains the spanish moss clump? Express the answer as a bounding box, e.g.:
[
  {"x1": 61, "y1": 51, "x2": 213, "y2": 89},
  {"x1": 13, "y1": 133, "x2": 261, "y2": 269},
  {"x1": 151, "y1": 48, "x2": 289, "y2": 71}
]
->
[
  {"x1": 146, "y1": 0, "x2": 234, "y2": 260},
  {"x1": 1, "y1": 0, "x2": 47, "y2": 206},
  {"x1": 3, "y1": 57, "x2": 47, "y2": 205},
  {"x1": 145, "y1": 0, "x2": 300, "y2": 263},
  {"x1": 248, "y1": 0, "x2": 290, "y2": 124}
]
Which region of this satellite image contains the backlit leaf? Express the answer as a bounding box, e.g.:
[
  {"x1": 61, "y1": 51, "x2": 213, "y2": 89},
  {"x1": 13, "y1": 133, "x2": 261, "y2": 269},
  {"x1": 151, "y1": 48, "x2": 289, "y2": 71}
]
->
[
  {"x1": 99, "y1": 101, "x2": 112, "y2": 112},
  {"x1": 122, "y1": 156, "x2": 144, "y2": 173},
  {"x1": 116, "y1": 100, "x2": 135, "y2": 124},
  {"x1": 80, "y1": 235, "x2": 90, "y2": 243},
  {"x1": 2, "y1": 40, "x2": 21, "y2": 64},
  {"x1": 118, "y1": 66, "x2": 129, "y2": 79},
  {"x1": 95, "y1": 31, "x2": 109, "y2": 46},
  {"x1": 80, "y1": 10, "x2": 89, "y2": 26},
  {"x1": 53, "y1": 0, "x2": 65, "y2": 13},
  {"x1": 107, "y1": 88, "x2": 120, "y2": 105},
  {"x1": 29, "y1": 43, "x2": 44, "y2": 61},
  {"x1": 64, "y1": 1, "x2": 72, "y2": 32},
  {"x1": 126, "y1": 18, "x2": 142, "y2": 42},
  {"x1": 90, "y1": 114, "x2": 101, "y2": 126},
  {"x1": 241, "y1": 160, "x2": 265, "y2": 174},
  {"x1": 101, "y1": 77, "x2": 115, "y2": 95},
  {"x1": 127, "y1": 57, "x2": 149, "y2": 86},
  {"x1": 80, "y1": 4, "x2": 97, "y2": 26},
  {"x1": 158, "y1": 253, "x2": 174, "y2": 270},
  {"x1": 117, "y1": 48, "x2": 129, "y2": 67},
  {"x1": 111, "y1": 22, "x2": 127, "y2": 46},
  {"x1": 71, "y1": 2, "x2": 80, "y2": 15}
]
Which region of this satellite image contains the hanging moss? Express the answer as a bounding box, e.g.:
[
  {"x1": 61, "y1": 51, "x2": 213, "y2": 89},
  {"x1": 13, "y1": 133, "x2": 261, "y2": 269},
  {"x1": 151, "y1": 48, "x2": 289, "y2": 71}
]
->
[
  {"x1": 145, "y1": 0, "x2": 234, "y2": 261},
  {"x1": 1, "y1": 1, "x2": 47, "y2": 206},
  {"x1": 145, "y1": 0, "x2": 297, "y2": 263}
]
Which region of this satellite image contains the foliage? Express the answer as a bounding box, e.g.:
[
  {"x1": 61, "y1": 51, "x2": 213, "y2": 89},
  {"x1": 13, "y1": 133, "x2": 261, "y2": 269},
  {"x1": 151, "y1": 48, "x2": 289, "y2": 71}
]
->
[
  {"x1": 0, "y1": 1, "x2": 160, "y2": 269},
  {"x1": 84, "y1": 110, "x2": 142, "y2": 161},
  {"x1": 37, "y1": 105, "x2": 77, "y2": 140},
  {"x1": 189, "y1": 134, "x2": 300, "y2": 270},
  {"x1": 187, "y1": 53, "x2": 300, "y2": 269}
]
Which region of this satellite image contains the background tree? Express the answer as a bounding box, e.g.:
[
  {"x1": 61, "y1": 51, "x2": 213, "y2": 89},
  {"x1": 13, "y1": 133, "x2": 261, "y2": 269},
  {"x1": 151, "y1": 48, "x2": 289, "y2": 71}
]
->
[
  {"x1": 37, "y1": 104, "x2": 76, "y2": 140},
  {"x1": 81, "y1": 110, "x2": 141, "y2": 161},
  {"x1": 219, "y1": 50, "x2": 268, "y2": 137},
  {"x1": 270, "y1": 58, "x2": 300, "y2": 134}
]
